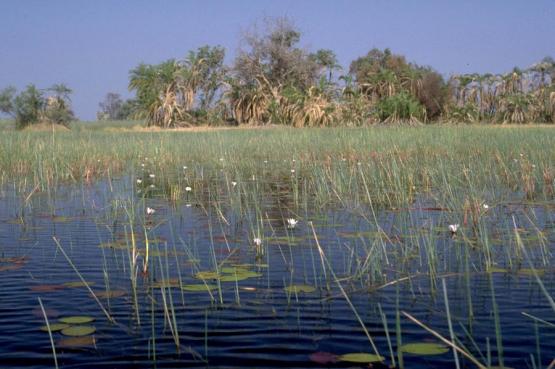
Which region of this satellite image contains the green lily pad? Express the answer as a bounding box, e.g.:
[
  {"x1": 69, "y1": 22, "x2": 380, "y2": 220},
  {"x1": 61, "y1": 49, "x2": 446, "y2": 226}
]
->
[
  {"x1": 151, "y1": 278, "x2": 180, "y2": 288},
  {"x1": 219, "y1": 271, "x2": 262, "y2": 282},
  {"x1": 338, "y1": 353, "x2": 384, "y2": 363},
  {"x1": 63, "y1": 281, "x2": 95, "y2": 288},
  {"x1": 487, "y1": 267, "x2": 508, "y2": 273},
  {"x1": 220, "y1": 267, "x2": 250, "y2": 274},
  {"x1": 59, "y1": 316, "x2": 95, "y2": 324},
  {"x1": 285, "y1": 284, "x2": 316, "y2": 293},
  {"x1": 517, "y1": 268, "x2": 545, "y2": 276},
  {"x1": 182, "y1": 284, "x2": 218, "y2": 292},
  {"x1": 61, "y1": 325, "x2": 96, "y2": 337},
  {"x1": 401, "y1": 342, "x2": 449, "y2": 355},
  {"x1": 40, "y1": 323, "x2": 70, "y2": 332},
  {"x1": 194, "y1": 271, "x2": 220, "y2": 280}
]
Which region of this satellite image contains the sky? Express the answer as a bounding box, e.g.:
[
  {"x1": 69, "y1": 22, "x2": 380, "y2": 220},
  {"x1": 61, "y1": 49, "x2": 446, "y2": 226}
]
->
[{"x1": 1, "y1": 0, "x2": 554, "y2": 120}]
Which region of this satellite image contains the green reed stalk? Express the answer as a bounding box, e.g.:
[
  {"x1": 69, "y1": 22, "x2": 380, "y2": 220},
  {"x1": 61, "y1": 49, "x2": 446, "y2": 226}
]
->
[{"x1": 38, "y1": 298, "x2": 59, "y2": 369}]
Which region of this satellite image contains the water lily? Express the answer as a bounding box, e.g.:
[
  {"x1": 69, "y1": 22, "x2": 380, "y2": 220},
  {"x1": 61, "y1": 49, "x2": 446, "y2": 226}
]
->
[
  {"x1": 483, "y1": 204, "x2": 489, "y2": 210},
  {"x1": 183, "y1": 166, "x2": 187, "y2": 170},
  {"x1": 448, "y1": 224, "x2": 459, "y2": 234},
  {"x1": 291, "y1": 169, "x2": 295, "y2": 174},
  {"x1": 136, "y1": 179, "x2": 142, "y2": 184},
  {"x1": 146, "y1": 207, "x2": 156, "y2": 215},
  {"x1": 149, "y1": 184, "x2": 155, "y2": 188},
  {"x1": 185, "y1": 186, "x2": 192, "y2": 192},
  {"x1": 253, "y1": 238, "x2": 262, "y2": 246},
  {"x1": 231, "y1": 181, "x2": 237, "y2": 187},
  {"x1": 287, "y1": 218, "x2": 298, "y2": 228},
  {"x1": 149, "y1": 173, "x2": 155, "y2": 178}
]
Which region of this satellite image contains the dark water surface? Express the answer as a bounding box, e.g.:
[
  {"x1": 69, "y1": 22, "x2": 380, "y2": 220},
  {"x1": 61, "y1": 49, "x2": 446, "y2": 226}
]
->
[{"x1": 0, "y1": 177, "x2": 554, "y2": 368}]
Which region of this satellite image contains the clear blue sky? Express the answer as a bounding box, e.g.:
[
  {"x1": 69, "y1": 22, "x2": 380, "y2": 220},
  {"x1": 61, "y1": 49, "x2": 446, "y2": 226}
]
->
[{"x1": 1, "y1": 0, "x2": 553, "y2": 120}]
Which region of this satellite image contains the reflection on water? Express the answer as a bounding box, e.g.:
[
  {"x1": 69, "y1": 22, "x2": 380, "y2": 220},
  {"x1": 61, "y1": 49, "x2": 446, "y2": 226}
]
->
[{"x1": 0, "y1": 176, "x2": 554, "y2": 369}]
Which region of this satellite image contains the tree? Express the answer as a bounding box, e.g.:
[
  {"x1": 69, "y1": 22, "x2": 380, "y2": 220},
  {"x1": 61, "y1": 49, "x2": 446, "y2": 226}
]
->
[
  {"x1": 229, "y1": 17, "x2": 322, "y2": 124},
  {"x1": 310, "y1": 49, "x2": 340, "y2": 82},
  {"x1": 0, "y1": 86, "x2": 16, "y2": 117},
  {"x1": 0, "y1": 84, "x2": 74, "y2": 128},
  {"x1": 14, "y1": 85, "x2": 44, "y2": 129},
  {"x1": 98, "y1": 92, "x2": 124, "y2": 120},
  {"x1": 350, "y1": 48, "x2": 447, "y2": 121},
  {"x1": 129, "y1": 45, "x2": 227, "y2": 127},
  {"x1": 44, "y1": 83, "x2": 74, "y2": 126}
]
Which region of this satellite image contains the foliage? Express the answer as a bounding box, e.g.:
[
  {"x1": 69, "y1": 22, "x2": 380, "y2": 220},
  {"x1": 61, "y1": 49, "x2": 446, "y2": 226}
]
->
[
  {"x1": 374, "y1": 91, "x2": 425, "y2": 124},
  {"x1": 129, "y1": 45, "x2": 226, "y2": 127},
  {"x1": 98, "y1": 92, "x2": 136, "y2": 120},
  {"x1": 0, "y1": 84, "x2": 74, "y2": 129}
]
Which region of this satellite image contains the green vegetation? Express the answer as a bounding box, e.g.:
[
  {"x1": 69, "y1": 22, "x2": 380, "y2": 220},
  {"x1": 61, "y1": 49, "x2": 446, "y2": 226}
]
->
[
  {"x1": 0, "y1": 84, "x2": 74, "y2": 129},
  {"x1": 118, "y1": 18, "x2": 554, "y2": 127}
]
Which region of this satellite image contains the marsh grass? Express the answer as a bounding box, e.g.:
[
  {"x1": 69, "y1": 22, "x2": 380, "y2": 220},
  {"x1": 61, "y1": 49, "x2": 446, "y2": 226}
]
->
[{"x1": 3, "y1": 124, "x2": 554, "y2": 368}]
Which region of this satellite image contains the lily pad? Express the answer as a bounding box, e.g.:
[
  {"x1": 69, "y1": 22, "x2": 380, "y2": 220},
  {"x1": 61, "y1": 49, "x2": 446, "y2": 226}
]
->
[
  {"x1": 310, "y1": 351, "x2": 338, "y2": 364},
  {"x1": 151, "y1": 278, "x2": 180, "y2": 288},
  {"x1": 63, "y1": 281, "x2": 95, "y2": 288},
  {"x1": 93, "y1": 290, "x2": 126, "y2": 299},
  {"x1": 59, "y1": 316, "x2": 95, "y2": 324},
  {"x1": 57, "y1": 335, "x2": 96, "y2": 348},
  {"x1": 61, "y1": 325, "x2": 96, "y2": 337},
  {"x1": 29, "y1": 284, "x2": 66, "y2": 292},
  {"x1": 285, "y1": 284, "x2": 316, "y2": 293},
  {"x1": 182, "y1": 284, "x2": 218, "y2": 292},
  {"x1": 219, "y1": 271, "x2": 262, "y2": 282},
  {"x1": 400, "y1": 342, "x2": 449, "y2": 355},
  {"x1": 194, "y1": 271, "x2": 220, "y2": 280},
  {"x1": 338, "y1": 353, "x2": 384, "y2": 363},
  {"x1": 40, "y1": 323, "x2": 70, "y2": 332}
]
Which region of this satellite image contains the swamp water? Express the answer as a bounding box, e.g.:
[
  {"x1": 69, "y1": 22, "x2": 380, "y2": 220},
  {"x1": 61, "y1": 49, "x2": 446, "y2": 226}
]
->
[{"x1": 0, "y1": 174, "x2": 554, "y2": 369}]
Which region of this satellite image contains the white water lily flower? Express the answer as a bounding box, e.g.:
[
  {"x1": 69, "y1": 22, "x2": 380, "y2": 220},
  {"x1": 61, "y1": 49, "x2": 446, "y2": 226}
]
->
[
  {"x1": 253, "y1": 238, "x2": 262, "y2": 246},
  {"x1": 219, "y1": 158, "x2": 224, "y2": 162},
  {"x1": 149, "y1": 184, "x2": 155, "y2": 188},
  {"x1": 448, "y1": 224, "x2": 459, "y2": 234},
  {"x1": 231, "y1": 181, "x2": 237, "y2": 187},
  {"x1": 146, "y1": 207, "x2": 156, "y2": 215},
  {"x1": 287, "y1": 218, "x2": 298, "y2": 228},
  {"x1": 264, "y1": 160, "x2": 268, "y2": 164},
  {"x1": 183, "y1": 166, "x2": 187, "y2": 170},
  {"x1": 185, "y1": 203, "x2": 192, "y2": 207},
  {"x1": 291, "y1": 169, "x2": 295, "y2": 174},
  {"x1": 185, "y1": 186, "x2": 192, "y2": 192},
  {"x1": 483, "y1": 204, "x2": 489, "y2": 210},
  {"x1": 149, "y1": 173, "x2": 155, "y2": 178},
  {"x1": 136, "y1": 179, "x2": 142, "y2": 184}
]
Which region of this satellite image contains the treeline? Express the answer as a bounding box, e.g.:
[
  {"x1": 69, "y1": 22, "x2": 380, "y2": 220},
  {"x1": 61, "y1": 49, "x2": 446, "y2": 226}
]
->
[
  {"x1": 124, "y1": 19, "x2": 555, "y2": 127},
  {"x1": 2, "y1": 18, "x2": 554, "y2": 129},
  {"x1": 0, "y1": 84, "x2": 74, "y2": 128}
]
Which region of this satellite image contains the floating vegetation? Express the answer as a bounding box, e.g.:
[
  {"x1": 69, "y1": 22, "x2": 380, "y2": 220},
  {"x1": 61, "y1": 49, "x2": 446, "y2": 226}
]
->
[
  {"x1": 40, "y1": 323, "x2": 70, "y2": 332},
  {"x1": 338, "y1": 353, "x2": 385, "y2": 363},
  {"x1": 93, "y1": 290, "x2": 126, "y2": 299},
  {"x1": 63, "y1": 281, "x2": 96, "y2": 288},
  {"x1": 57, "y1": 335, "x2": 96, "y2": 349},
  {"x1": 309, "y1": 351, "x2": 338, "y2": 364},
  {"x1": 284, "y1": 284, "x2": 316, "y2": 293},
  {"x1": 60, "y1": 325, "x2": 96, "y2": 337},
  {"x1": 59, "y1": 316, "x2": 95, "y2": 324},
  {"x1": 400, "y1": 342, "x2": 449, "y2": 355},
  {"x1": 181, "y1": 284, "x2": 218, "y2": 292}
]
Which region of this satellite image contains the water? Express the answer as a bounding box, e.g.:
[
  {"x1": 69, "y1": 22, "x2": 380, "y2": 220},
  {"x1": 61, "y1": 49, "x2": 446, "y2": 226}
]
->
[{"x1": 0, "y1": 176, "x2": 554, "y2": 368}]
